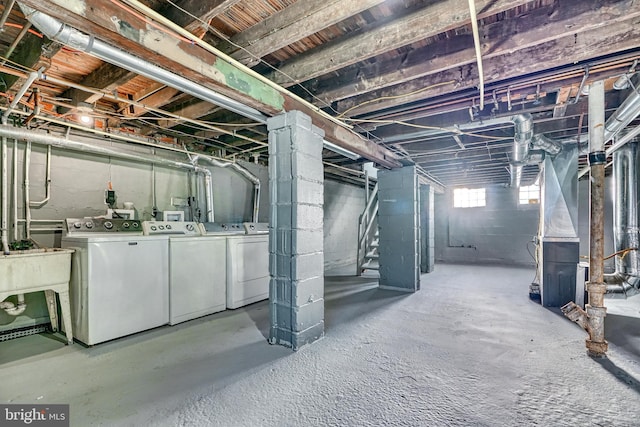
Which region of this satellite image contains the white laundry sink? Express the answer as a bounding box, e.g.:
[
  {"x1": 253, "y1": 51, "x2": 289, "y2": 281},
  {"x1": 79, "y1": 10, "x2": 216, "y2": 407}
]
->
[{"x1": 0, "y1": 248, "x2": 74, "y2": 294}]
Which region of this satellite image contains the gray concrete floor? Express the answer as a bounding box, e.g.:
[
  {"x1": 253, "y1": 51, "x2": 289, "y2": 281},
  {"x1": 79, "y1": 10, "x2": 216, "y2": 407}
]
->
[{"x1": 1, "y1": 263, "x2": 640, "y2": 426}]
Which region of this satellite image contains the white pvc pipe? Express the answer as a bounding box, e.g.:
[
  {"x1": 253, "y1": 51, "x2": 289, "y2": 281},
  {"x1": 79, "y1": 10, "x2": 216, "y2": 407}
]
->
[
  {"x1": 193, "y1": 155, "x2": 261, "y2": 222},
  {"x1": 12, "y1": 138, "x2": 17, "y2": 241},
  {"x1": 0, "y1": 125, "x2": 215, "y2": 221},
  {"x1": 1, "y1": 70, "x2": 39, "y2": 254},
  {"x1": 0, "y1": 293, "x2": 27, "y2": 316},
  {"x1": 29, "y1": 145, "x2": 51, "y2": 208},
  {"x1": 25, "y1": 141, "x2": 31, "y2": 239}
]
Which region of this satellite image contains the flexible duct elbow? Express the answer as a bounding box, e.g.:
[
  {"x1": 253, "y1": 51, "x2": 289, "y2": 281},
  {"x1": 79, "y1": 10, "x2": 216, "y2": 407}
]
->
[
  {"x1": 604, "y1": 272, "x2": 640, "y2": 298},
  {"x1": 532, "y1": 134, "x2": 562, "y2": 156}
]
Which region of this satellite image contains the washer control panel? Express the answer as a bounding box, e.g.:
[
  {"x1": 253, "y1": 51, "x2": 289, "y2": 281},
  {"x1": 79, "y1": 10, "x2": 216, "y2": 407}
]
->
[
  {"x1": 142, "y1": 221, "x2": 202, "y2": 236},
  {"x1": 66, "y1": 218, "x2": 142, "y2": 233}
]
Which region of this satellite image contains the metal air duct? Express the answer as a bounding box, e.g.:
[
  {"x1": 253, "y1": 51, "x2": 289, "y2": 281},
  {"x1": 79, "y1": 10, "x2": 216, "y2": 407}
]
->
[
  {"x1": 604, "y1": 138, "x2": 640, "y2": 297},
  {"x1": 509, "y1": 113, "x2": 534, "y2": 187}
]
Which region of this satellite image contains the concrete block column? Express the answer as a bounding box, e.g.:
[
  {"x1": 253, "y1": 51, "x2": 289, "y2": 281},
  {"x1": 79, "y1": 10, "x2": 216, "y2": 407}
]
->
[
  {"x1": 420, "y1": 184, "x2": 435, "y2": 273},
  {"x1": 378, "y1": 166, "x2": 420, "y2": 292},
  {"x1": 267, "y1": 111, "x2": 325, "y2": 350}
]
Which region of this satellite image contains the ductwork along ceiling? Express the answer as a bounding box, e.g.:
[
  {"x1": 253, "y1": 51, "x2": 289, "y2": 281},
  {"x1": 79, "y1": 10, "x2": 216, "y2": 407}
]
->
[{"x1": 0, "y1": 0, "x2": 638, "y2": 188}]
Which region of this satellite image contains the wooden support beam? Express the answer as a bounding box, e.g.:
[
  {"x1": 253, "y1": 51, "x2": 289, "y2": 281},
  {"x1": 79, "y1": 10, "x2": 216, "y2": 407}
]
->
[
  {"x1": 266, "y1": 0, "x2": 531, "y2": 87},
  {"x1": 156, "y1": 100, "x2": 220, "y2": 128},
  {"x1": 123, "y1": 86, "x2": 181, "y2": 117},
  {"x1": 19, "y1": 0, "x2": 401, "y2": 168},
  {"x1": 160, "y1": 0, "x2": 242, "y2": 35},
  {"x1": 59, "y1": 62, "x2": 136, "y2": 113},
  {"x1": 219, "y1": 0, "x2": 385, "y2": 66}
]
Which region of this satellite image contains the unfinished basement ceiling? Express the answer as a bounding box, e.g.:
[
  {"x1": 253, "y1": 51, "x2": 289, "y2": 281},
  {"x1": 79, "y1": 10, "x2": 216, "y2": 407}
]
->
[{"x1": 0, "y1": 0, "x2": 638, "y2": 188}]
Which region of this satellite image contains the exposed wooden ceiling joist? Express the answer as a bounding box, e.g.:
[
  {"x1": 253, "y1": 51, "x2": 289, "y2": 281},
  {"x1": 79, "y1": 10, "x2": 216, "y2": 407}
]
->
[
  {"x1": 18, "y1": 0, "x2": 401, "y2": 168},
  {"x1": 160, "y1": 0, "x2": 243, "y2": 35},
  {"x1": 266, "y1": 0, "x2": 532, "y2": 87},
  {"x1": 219, "y1": 0, "x2": 386, "y2": 67},
  {"x1": 335, "y1": 20, "x2": 640, "y2": 117},
  {"x1": 304, "y1": 0, "x2": 640, "y2": 107}
]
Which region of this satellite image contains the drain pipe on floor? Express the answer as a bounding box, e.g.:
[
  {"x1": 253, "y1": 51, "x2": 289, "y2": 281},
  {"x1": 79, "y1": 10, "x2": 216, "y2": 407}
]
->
[{"x1": 561, "y1": 81, "x2": 608, "y2": 357}]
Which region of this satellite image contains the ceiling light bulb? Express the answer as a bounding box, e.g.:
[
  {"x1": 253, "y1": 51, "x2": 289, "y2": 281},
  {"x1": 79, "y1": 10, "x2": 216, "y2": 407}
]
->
[{"x1": 80, "y1": 115, "x2": 92, "y2": 124}]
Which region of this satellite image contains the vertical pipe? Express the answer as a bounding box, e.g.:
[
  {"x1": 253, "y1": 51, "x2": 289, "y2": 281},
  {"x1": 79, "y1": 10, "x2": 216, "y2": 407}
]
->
[
  {"x1": 204, "y1": 171, "x2": 214, "y2": 222},
  {"x1": 364, "y1": 169, "x2": 370, "y2": 206},
  {"x1": 24, "y1": 141, "x2": 31, "y2": 239},
  {"x1": 1, "y1": 135, "x2": 8, "y2": 253},
  {"x1": 0, "y1": 69, "x2": 37, "y2": 253},
  {"x1": 29, "y1": 144, "x2": 51, "y2": 206},
  {"x1": 586, "y1": 80, "x2": 608, "y2": 357},
  {"x1": 12, "y1": 138, "x2": 17, "y2": 240}
]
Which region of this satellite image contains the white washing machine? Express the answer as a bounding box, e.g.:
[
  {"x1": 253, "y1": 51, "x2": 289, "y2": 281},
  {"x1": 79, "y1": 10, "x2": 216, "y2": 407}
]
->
[
  {"x1": 225, "y1": 223, "x2": 270, "y2": 309},
  {"x1": 143, "y1": 220, "x2": 227, "y2": 325},
  {"x1": 61, "y1": 218, "x2": 169, "y2": 345}
]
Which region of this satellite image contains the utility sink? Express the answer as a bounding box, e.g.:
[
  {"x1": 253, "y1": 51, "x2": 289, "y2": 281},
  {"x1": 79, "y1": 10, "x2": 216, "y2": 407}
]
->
[{"x1": 0, "y1": 248, "x2": 75, "y2": 344}]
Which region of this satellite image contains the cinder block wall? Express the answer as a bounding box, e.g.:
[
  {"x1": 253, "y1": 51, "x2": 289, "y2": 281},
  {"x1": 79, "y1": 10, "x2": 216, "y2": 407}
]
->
[{"x1": 435, "y1": 185, "x2": 539, "y2": 265}]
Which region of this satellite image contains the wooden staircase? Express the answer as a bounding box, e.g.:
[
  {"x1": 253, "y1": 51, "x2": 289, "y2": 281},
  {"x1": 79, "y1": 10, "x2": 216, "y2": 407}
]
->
[{"x1": 356, "y1": 183, "x2": 379, "y2": 275}]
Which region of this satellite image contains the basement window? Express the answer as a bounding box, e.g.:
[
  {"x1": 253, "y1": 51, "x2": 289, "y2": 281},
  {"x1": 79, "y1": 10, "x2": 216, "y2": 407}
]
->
[
  {"x1": 453, "y1": 187, "x2": 486, "y2": 208},
  {"x1": 519, "y1": 183, "x2": 540, "y2": 205}
]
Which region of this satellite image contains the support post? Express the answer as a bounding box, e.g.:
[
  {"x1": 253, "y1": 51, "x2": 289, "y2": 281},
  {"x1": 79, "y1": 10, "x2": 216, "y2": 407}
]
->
[
  {"x1": 378, "y1": 166, "x2": 420, "y2": 292},
  {"x1": 267, "y1": 111, "x2": 325, "y2": 350},
  {"x1": 420, "y1": 184, "x2": 435, "y2": 273}
]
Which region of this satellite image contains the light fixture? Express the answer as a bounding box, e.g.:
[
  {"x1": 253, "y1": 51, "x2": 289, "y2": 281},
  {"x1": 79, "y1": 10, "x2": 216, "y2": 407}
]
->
[
  {"x1": 79, "y1": 114, "x2": 92, "y2": 124},
  {"x1": 322, "y1": 140, "x2": 361, "y2": 160}
]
